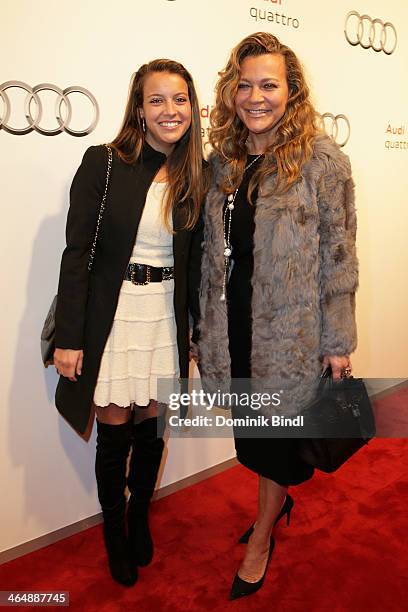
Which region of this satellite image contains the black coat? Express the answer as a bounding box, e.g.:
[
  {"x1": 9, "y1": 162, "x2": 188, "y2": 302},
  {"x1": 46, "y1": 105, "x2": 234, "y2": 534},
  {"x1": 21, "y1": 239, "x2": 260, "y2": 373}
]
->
[{"x1": 55, "y1": 143, "x2": 202, "y2": 434}]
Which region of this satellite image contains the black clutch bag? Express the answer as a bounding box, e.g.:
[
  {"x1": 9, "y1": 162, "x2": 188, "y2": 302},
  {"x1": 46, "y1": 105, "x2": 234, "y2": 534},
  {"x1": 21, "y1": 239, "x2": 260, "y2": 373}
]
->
[
  {"x1": 297, "y1": 367, "x2": 375, "y2": 473},
  {"x1": 40, "y1": 145, "x2": 112, "y2": 367}
]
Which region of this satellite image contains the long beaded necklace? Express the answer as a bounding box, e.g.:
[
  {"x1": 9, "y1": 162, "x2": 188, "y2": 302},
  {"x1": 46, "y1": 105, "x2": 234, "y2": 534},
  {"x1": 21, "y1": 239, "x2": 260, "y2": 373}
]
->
[{"x1": 221, "y1": 154, "x2": 263, "y2": 301}]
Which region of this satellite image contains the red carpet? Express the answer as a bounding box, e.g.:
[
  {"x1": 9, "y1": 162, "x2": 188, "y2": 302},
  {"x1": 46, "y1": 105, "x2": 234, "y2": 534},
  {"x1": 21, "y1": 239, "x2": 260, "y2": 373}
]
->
[
  {"x1": 1, "y1": 437, "x2": 407, "y2": 612},
  {"x1": 374, "y1": 386, "x2": 408, "y2": 437}
]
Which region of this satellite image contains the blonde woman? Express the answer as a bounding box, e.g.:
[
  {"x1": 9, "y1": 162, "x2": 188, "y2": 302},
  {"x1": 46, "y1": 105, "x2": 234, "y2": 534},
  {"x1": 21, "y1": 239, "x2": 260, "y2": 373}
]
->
[{"x1": 197, "y1": 33, "x2": 358, "y2": 599}]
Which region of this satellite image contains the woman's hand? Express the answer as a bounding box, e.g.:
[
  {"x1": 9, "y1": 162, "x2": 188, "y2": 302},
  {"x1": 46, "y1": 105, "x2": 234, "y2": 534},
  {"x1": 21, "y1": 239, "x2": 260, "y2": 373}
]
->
[
  {"x1": 322, "y1": 355, "x2": 351, "y2": 382},
  {"x1": 54, "y1": 348, "x2": 84, "y2": 382}
]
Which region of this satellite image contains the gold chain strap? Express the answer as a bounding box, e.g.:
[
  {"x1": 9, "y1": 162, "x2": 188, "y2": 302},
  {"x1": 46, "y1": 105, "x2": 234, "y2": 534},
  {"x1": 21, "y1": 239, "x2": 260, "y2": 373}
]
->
[{"x1": 87, "y1": 145, "x2": 113, "y2": 271}]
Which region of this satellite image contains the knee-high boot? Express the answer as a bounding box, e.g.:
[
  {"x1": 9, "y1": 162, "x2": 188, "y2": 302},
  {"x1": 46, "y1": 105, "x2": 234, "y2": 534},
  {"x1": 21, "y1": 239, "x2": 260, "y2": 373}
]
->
[
  {"x1": 95, "y1": 419, "x2": 137, "y2": 586},
  {"x1": 127, "y1": 416, "x2": 165, "y2": 567}
]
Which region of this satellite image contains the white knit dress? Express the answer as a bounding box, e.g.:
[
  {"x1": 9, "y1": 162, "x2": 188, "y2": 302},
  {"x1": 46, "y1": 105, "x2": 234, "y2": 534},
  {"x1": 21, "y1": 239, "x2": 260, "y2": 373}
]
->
[{"x1": 93, "y1": 182, "x2": 179, "y2": 407}]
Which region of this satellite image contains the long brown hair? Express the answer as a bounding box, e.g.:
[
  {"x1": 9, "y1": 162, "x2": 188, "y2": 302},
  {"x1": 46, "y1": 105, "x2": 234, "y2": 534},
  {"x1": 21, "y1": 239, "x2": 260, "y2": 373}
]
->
[
  {"x1": 110, "y1": 59, "x2": 204, "y2": 230},
  {"x1": 209, "y1": 32, "x2": 319, "y2": 198}
]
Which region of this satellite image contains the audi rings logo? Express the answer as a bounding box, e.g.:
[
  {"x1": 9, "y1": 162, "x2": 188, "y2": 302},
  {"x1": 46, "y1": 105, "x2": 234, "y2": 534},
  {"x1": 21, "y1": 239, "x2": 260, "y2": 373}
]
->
[
  {"x1": 0, "y1": 81, "x2": 99, "y2": 136},
  {"x1": 344, "y1": 11, "x2": 397, "y2": 55},
  {"x1": 318, "y1": 113, "x2": 351, "y2": 148}
]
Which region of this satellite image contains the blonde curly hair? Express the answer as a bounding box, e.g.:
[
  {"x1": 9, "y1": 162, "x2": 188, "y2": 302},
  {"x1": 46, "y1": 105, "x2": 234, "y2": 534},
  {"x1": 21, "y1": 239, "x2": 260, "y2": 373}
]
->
[{"x1": 209, "y1": 32, "x2": 319, "y2": 198}]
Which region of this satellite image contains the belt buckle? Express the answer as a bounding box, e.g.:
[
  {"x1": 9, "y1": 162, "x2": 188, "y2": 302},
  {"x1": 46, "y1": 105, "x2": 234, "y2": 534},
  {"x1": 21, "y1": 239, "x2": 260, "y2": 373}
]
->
[
  {"x1": 162, "y1": 267, "x2": 173, "y2": 281},
  {"x1": 130, "y1": 264, "x2": 150, "y2": 285}
]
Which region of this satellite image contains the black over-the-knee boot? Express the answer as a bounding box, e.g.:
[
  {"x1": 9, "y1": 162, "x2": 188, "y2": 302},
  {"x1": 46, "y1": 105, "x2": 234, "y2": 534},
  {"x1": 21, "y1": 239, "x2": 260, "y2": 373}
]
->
[
  {"x1": 95, "y1": 419, "x2": 137, "y2": 586},
  {"x1": 127, "y1": 416, "x2": 165, "y2": 567}
]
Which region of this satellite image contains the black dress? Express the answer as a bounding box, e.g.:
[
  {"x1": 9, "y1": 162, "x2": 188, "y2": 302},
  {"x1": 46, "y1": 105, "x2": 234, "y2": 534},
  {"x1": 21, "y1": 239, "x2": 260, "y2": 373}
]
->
[{"x1": 226, "y1": 156, "x2": 314, "y2": 486}]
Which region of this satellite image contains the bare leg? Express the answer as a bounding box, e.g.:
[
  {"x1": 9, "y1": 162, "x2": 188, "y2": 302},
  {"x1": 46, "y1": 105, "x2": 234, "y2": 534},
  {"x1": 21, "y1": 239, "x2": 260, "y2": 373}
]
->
[
  {"x1": 95, "y1": 400, "x2": 165, "y2": 425},
  {"x1": 238, "y1": 476, "x2": 287, "y2": 582},
  {"x1": 95, "y1": 403, "x2": 132, "y2": 425},
  {"x1": 133, "y1": 400, "x2": 158, "y2": 425}
]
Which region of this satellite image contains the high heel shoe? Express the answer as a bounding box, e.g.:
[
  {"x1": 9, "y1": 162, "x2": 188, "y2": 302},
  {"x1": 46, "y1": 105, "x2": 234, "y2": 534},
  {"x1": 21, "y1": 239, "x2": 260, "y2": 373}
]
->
[
  {"x1": 238, "y1": 493, "x2": 294, "y2": 544},
  {"x1": 229, "y1": 535, "x2": 275, "y2": 600}
]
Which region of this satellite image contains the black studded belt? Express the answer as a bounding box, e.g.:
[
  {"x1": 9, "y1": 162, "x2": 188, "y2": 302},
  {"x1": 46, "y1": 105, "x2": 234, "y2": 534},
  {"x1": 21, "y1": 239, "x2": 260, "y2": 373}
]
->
[{"x1": 124, "y1": 262, "x2": 174, "y2": 285}]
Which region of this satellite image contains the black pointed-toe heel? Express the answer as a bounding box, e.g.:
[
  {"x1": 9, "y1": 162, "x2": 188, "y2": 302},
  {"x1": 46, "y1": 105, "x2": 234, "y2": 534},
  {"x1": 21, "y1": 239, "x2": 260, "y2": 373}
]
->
[
  {"x1": 229, "y1": 536, "x2": 275, "y2": 600},
  {"x1": 238, "y1": 493, "x2": 294, "y2": 544}
]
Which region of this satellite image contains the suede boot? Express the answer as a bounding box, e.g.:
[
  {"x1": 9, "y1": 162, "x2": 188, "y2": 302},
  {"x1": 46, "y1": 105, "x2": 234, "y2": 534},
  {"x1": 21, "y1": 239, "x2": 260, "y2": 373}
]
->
[
  {"x1": 127, "y1": 416, "x2": 165, "y2": 567},
  {"x1": 95, "y1": 419, "x2": 137, "y2": 586}
]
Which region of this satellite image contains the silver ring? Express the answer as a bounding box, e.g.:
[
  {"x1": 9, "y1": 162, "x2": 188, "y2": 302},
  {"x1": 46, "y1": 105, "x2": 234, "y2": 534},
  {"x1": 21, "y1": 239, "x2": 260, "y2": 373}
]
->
[
  {"x1": 318, "y1": 113, "x2": 351, "y2": 148},
  {"x1": 0, "y1": 88, "x2": 11, "y2": 128},
  {"x1": 344, "y1": 11, "x2": 397, "y2": 55},
  {"x1": 0, "y1": 80, "x2": 99, "y2": 136},
  {"x1": 59, "y1": 86, "x2": 99, "y2": 137}
]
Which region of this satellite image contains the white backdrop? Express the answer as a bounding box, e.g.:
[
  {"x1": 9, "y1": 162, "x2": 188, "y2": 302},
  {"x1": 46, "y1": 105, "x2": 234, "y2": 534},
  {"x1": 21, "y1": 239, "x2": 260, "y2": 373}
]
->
[{"x1": 1, "y1": 0, "x2": 407, "y2": 554}]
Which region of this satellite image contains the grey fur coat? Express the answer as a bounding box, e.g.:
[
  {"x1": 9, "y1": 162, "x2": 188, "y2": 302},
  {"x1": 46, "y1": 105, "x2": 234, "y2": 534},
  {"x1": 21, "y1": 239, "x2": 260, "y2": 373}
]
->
[{"x1": 197, "y1": 135, "x2": 358, "y2": 416}]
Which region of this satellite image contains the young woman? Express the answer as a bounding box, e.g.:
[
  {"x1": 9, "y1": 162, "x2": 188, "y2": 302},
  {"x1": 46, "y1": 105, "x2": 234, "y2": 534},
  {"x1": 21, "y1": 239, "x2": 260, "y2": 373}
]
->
[
  {"x1": 197, "y1": 33, "x2": 358, "y2": 599},
  {"x1": 54, "y1": 59, "x2": 204, "y2": 586}
]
